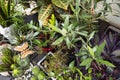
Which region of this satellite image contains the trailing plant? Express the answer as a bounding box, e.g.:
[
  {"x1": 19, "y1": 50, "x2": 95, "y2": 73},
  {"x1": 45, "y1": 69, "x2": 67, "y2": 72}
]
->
[
  {"x1": 99, "y1": 31, "x2": 120, "y2": 65},
  {"x1": 31, "y1": 66, "x2": 46, "y2": 80}
]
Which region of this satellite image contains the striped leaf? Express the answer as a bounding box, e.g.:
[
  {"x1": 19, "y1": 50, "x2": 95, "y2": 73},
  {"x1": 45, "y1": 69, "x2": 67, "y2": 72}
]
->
[
  {"x1": 52, "y1": 0, "x2": 70, "y2": 10},
  {"x1": 38, "y1": 4, "x2": 53, "y2": 26}
]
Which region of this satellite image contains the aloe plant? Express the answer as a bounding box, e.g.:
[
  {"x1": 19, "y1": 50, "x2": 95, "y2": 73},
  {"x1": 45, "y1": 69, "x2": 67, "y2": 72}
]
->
[
  {"x1": 0, "y1": 0, "x2": 14, "y2": 26},
  {"x1": 0, "y1": 0, "x2": 23, "y2": 27},
  {"x1": 0, "y1": 48, "x2": 30, "y2": 77},
  {"x1": 0, "y1": 48, "x2": 14, "y2": 71}
]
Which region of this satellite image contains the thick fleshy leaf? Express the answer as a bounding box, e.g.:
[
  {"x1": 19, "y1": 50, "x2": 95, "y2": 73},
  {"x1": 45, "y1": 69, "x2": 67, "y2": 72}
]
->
[
  {"x1": 52, "y1": 0, "x2": 70, "y2": 10},
  {"x1": 38, "y1": 4, "x2": 53, "y2": 26}
]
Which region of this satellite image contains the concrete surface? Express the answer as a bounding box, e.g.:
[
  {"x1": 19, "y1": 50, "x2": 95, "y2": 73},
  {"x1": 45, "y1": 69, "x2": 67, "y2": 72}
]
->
[{"x1": 95, "y1": 0, "x2": 120, "y2": 29}]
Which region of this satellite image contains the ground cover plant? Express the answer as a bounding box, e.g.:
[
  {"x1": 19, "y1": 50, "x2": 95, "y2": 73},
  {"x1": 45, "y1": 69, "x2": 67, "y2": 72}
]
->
[{"x1": 0, "y1": 0, "x2": 120, "y2": 80}]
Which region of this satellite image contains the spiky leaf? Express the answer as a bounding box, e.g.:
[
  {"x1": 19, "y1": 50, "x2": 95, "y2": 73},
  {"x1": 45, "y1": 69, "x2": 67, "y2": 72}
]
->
[
  {"x1": 1, "y1": 56, "x2": 13, "y2": 65},
  {"x1": 2, "y1": 48, "x2": 13, "y2": 57},
  {"x1": 0, "y1": 64, "x2": 11, "y2": 72}
]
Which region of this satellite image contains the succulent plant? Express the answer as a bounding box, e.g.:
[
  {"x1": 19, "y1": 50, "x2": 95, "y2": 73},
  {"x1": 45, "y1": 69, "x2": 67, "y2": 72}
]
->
[
  {"x1": 31, "y1": 66, "x2": 46, "y2": 80},
  {"x1": 0, "y1": 48, "x2": 30, "y2": 78}
]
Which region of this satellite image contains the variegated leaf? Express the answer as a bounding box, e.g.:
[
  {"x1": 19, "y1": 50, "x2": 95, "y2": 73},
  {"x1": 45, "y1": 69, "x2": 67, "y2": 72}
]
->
[
  {"x1": 38, "y1": 4, "x2": 53, "y2": 26},
  {"x1": 52, "y1": 0, "x2": 70, "y2": 10}
]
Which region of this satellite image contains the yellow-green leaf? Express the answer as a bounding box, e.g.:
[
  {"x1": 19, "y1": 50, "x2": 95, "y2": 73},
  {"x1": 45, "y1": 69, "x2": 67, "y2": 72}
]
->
[
  {"x1": 87, "y1": 46, "x2": 95, "y2": 59},
  {"x1": 38, "y1": 4, "x2": 53, "y2": 26},
  {"x1": 52, "y1": 0, "x2": 70, "y2": 10},
  {"x1": 48, "y1": 24, "x2": 61, "y2": 33},
  {"x1": 80, "y1": 58, "x2": 92, "y2": 69}
]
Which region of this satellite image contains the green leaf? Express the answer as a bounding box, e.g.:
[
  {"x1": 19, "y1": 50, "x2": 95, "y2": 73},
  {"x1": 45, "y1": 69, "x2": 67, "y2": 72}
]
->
[
  {"x1": 2, "y1": 48, "x2": 13, "y2": 57},
  {"x1": 17, "y1": 58, "x2": 29, "y2": 68},
  {"x1": 61, "y1": 28, "x2": 67, "y2": 36},
  {"x1": 38, "y1": 71, "x2": 45, "y2": 80},
  {"x1": 49, "y1": 72, "x2": 55, "y2": 77},
  {"x1": 26, "y1": 31, "x2": 34, "y2": 39},
  {"x1": 48, "y1": 24, "x2": 62, "y2": 33},
  {"x1": 33, "y1": 39, "x2": 41, "y2": 45},
  {"x1": 52, "y1": 37, "x2": 64, "y2": 45},
  {"x1": 96, "y1": 41, "x2": 106, "y2": 57},
  {"x1": 1, "y1": 56, "x2": 13, "y2": 65},
  {"x1": 0, "y1": 64, "x2": 10, "y2": 71},
  {"x1": 69, "y1": 61, "x2": 75, "y2": 69},
  {"x1": 81, "y1": 14, "x2": 92, "y2": 19},
  {"x1": 65, "y1": 37, "x2": 71, "y2": 49},
  {"x1": 87, "y1": 46, "x2": 95, "y2": 59},
  {"x1": 88, "y1": 31, "x2": 95, "y2": 41},
  {"x1": 32, "y1": 66, "x2": 40, "y2": 75},
  {"x1": 97, "y1": 59, "x2": 115, "y2": 67},
  {"x1": 28, "y1": 21, "x2": 39, "y2": 30},
  {"x1": 80, "y1": 58, "x2": 92, "y2": 69},
  {"x1": 76, "y1": 31, "x2": 88, "y2": 37},
  {"x1": 33, "y1": 31, "x2": 40, "y2": 37},
  {"x1": 64, "y1": 16, "x2": 69, "y2": 29},
  {"x1": 12, "y1": 68, "x2": 23, "y2": 77},
  {"x1": 75, "y1": 68, "x2": 83, "y2": 80},
  {"x1": 52, "y1": 0, "x2": 70, "y2": 10},
  {"x1": 31, "y1": 76, "x2": 37, "y2": 80}
]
